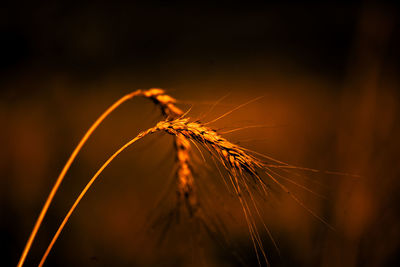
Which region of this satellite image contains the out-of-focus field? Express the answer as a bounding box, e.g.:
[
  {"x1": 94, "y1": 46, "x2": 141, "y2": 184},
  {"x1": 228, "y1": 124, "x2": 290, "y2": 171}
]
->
[{"x1": 1, "y1": 2, "x2": 399, "y2": 266}]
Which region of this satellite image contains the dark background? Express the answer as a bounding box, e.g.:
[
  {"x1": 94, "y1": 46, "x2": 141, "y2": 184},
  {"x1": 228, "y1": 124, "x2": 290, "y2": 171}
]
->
[{"x1": 1, "y1": 1, "x2": 400, "y2": 266}]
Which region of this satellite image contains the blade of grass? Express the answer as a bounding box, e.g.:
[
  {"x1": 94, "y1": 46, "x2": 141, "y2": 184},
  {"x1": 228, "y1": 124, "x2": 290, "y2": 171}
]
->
[
  {"x1": 39, "y1": 129, "x2": 152, "y2": 267},
  {"x1": 18, "y1": 90, "x2": 143, "y2": 267}
]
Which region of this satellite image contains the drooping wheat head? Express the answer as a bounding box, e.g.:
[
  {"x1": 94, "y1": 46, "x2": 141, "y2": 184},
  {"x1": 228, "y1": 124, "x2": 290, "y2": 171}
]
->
[
  {"x1": 142, "y1": 88, "x2": 198, "y2": 216},
  {"x1": 39, "y1": 116, "x2": 280, "y2": 266},
  {"x1": 24, "y1": 89, "x2": 340, "y2": 267}
]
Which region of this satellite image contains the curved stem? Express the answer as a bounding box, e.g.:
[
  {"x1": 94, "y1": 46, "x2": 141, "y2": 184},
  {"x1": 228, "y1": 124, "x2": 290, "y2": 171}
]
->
[
  {"x1": 18, "y1": 90, "x2": 142, "y2": 267},
  {"x1": 39, "y1": 129, "x2": 154, "y2": 266}
]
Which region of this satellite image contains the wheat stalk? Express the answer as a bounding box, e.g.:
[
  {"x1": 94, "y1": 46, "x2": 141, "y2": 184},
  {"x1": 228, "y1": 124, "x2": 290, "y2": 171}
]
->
[
  {"x1": 17, "y1": 90, "x2": 143, "y2": 267},
  {"x1": 37, "y1": 117, "x2": 250, "y2": 266},
  {"x1": 39, "y1": 113, "x2": 336, "y2": 266},
  {"x1": 21, "y1": 89, "x2": 340, "y2": 266},
  {"x1": 18, "y1": 88, "x2": 194, "y2": 266}
]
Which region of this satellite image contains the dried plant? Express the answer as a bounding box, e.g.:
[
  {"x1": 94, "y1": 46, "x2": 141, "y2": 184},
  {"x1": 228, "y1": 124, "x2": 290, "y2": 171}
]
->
[
  {"x1": 19, "y1": 89, "x2": 344, "y2": 267},
  {"x1": 18, "y1": 88, "x2": 193, "y2": 267}
]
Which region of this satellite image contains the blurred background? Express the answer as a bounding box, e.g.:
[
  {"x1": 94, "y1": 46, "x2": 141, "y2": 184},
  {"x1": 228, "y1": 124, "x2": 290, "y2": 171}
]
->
[{"x1": 1, "y1": 1, "x2": 400, "y2": 266}]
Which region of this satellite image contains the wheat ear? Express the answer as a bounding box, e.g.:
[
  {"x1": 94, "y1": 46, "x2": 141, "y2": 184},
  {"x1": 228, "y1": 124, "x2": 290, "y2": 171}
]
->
[
  {"x1": 39, "y1": 101, "x2": 335, "y2": 266},
  {"x1": 38, "y1": 117, "x2": 267, "y2": 265},
  {"x1": 143, "y1": 89, "x2": 197, "y2": 214}
]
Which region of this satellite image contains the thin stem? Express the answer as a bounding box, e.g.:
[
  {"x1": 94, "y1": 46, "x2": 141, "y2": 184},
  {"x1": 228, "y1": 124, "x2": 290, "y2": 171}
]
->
[
  {"x1": 39, "y1": 129, "x2": 153, "y2": 267},
  {"x1": 18, "y1": 90, "x2": 142, "y2": 267}
]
